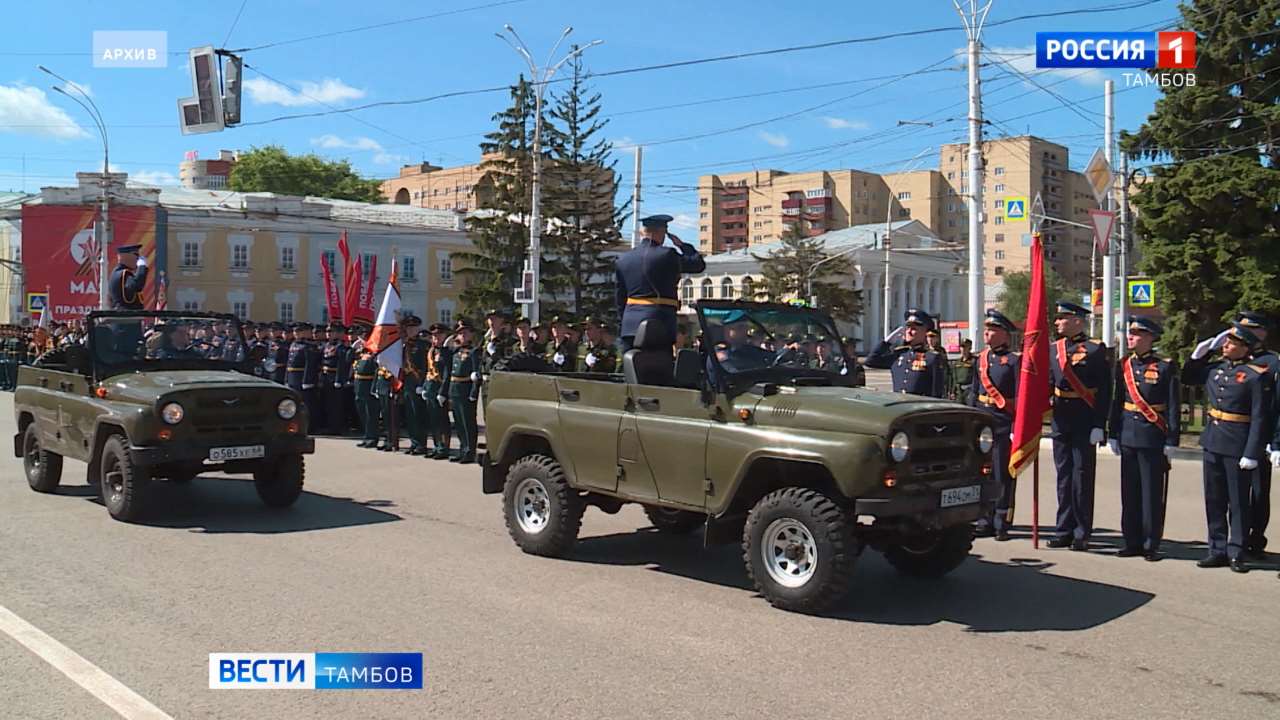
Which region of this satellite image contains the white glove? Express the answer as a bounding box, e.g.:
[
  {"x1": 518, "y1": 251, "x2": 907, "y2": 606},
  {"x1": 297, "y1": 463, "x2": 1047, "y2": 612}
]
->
[
  {"x1": 417, "y1": 387, "x2": 427, "y2": 399},
  {"x1": 1089, "y1": 428, "x2": 1105, "y2": 445},
  {"x1": 885, "y1": 325, "x2": 906, "y2": 344},
  {"x1": 840, "y1": 366, "x2": 848, "y2": 375},
  {"x1": 470, "y1": 371, "x2": 480, "y2": 382},
  {"x1": 1165, "y1": 446, "x2": 1178, "y2": 459},
  {"x1": 487, "y1": 341, "x2": 497, "y2": 355},
  {"x1": 1211, "y1": 329, "x2": 1230, "y2": 350},
  {"x1": 135, "y1": 255, "x2": 148, "y2": 269},
  {"x1": 1239, "y1": 457, "x2": 1258, "y2": 471},
  {"x1": 585, "y1": 352, "x2": 597, "y2": 368},
  {"x1": 1108, "y1": 439, "x2": 1121, "y2": 456},
  {"x1": 553, "y1": 352, "x2": 565, "y2": 365},
  {"x1": 1191, "y1": 330, "x2": 1229, "y2": 359},
  {"x1": 436, "y1": 395, "x2": 447, "y2": 406}
]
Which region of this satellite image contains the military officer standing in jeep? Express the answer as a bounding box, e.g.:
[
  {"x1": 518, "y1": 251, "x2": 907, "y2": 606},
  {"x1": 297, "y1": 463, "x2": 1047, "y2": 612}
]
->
[
  {"x1": 614, "y1": 213, "x2": 705, "y2": 351},
  {"x1": 967, "y1": 309, "x2": 1021, "y2": 540},
  {"x1": 864, "y1": 308, "x2": 947, "y2": 397}
]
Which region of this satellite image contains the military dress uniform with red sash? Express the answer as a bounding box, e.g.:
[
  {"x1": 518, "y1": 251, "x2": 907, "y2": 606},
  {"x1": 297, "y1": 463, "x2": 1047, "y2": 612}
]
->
[
  {"x1": 1049, "y1": 304, "x2": 1112, "y2": 547},
  {"x1": 1109, "y1": 318, "x2": 1180, "y2": 557},
  {"x1": 966, "y1": 313, "x2": 1020, "y2": 536},
  {"x1": 1234, "y1": 311, "x2": 1276, "y2": 554}
]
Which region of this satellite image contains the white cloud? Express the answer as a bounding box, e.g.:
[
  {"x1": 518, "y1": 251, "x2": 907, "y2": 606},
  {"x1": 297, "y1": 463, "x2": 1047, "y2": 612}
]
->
[
  {"x1": 821, "y1": 116, "x2": 869, "y2": 130},
  {"x1": 975, "y1": 45, "x2": 1107, "y2": 87},
  {"x1": 128, "y1": 169, "x2": 180, "y2": 187},
  {"x1": 611, "y1": 136, "x2": 637, "y2": 149},
  {"x1": 667, "y1": 212, "x2": 698, "y2": 235},
  {"x1": 244, "y1": 77, "x2": 366, "y2": 107},
  {"x1": 758, "y1": 131, "x2": 789, "y2": 148},
  {"x1": 310, "y1": 134, "x2": 405, "y2": 166},
  {"x1": 0, "y1": 84, "x2": 89, "y2": 140}
]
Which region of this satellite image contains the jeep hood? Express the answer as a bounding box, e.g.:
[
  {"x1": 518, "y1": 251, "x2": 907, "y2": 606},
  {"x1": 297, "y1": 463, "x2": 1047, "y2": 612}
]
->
[
  {"x1": 748, "y1": 385, "x2": 972, "y2": 436},
  {"x1": 99, "y1": 370, "x2": 279, "y2": 403}
]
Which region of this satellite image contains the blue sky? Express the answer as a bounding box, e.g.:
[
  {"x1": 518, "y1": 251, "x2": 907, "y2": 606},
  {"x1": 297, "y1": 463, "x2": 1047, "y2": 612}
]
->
[{"x1": 0, "y1": 0, "x2": 1182, "y2": 233}]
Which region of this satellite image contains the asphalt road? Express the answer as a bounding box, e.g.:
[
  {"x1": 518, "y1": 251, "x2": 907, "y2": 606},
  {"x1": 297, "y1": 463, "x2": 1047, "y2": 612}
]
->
[{"x1": 2, "y1": 391, "x2": 1279, "y2": 720}]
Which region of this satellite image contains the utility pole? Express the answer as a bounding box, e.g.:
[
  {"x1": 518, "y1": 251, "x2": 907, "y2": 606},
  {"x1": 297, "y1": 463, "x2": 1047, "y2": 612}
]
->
[
  {"x1": 1119, "y1": 153, "x2": 1129, "y2": 327},
  {"x1": 497, "y1": 26, "x2": 602, "y2": 325},
  {"x1": 631, "y1": 145, "x2": 643, "y2": 248},
  {"x1": 956, "y1": 0, "x2": 992, "y2": 351},
  {"x1": 1102, "y1": 79, "x2": 1116, "y2": 347}
]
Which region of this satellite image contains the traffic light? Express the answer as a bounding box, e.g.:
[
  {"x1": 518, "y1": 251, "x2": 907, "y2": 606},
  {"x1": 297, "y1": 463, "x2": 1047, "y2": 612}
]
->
[
  {"x1": 177, "y1": 45, "x2": 243, "y2": 135},
  {"x1": 222, "y1": 53, "x2": 243, "y2": 125}
]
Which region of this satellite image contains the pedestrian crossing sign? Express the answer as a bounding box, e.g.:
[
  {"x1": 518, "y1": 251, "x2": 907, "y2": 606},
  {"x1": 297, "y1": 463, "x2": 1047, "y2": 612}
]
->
[
  {"x1": 1004, "y1": 196, "x2": 1028, "y2": 221},
  {"x1": 26, "y1": 292, "x2": 48, "y2": 314},
  {"x1": 1128, "y1": 280, "x2": 1155, "y2": 308}
]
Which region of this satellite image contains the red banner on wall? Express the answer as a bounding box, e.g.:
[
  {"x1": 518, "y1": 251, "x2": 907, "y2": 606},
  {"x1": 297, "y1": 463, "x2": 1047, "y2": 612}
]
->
[{"x1": 20, "y1": 204, "x2": 158, "y2": 320}]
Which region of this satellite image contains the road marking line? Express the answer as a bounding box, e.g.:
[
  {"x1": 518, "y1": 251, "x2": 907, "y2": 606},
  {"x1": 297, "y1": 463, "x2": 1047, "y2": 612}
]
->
[{"x1": 0, "y1": 603, "x2": 174, "y2": 720}]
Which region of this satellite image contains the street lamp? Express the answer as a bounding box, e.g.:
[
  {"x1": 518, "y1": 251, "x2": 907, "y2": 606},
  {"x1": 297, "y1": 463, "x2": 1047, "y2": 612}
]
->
[
  {"x1": 496, "y1": 26, "x2": 602, "y2": 325},
  {"x1": 39, "y1": 65, "x2": 111, "y2": 310}
]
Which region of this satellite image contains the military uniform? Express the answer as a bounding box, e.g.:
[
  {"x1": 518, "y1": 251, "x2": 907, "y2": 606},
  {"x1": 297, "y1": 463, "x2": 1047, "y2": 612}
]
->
[
  {"x1": 1109, "y1": 317, "x2": 1180, "y2": 558},
  {"x1": 373, "y1": 365, "x2": 398, "y2": 451},
  {"x1": 614, "y1": 214, "x2": 706, "y2": 349},
  {"x1": 319, "y1": 333, "x2": 342, "y2": 434},
  {"x1": 580, "y1": 320, "x2": 618, "y2": 374},
  {"x1": 352, "y1": 349, "x2": 380, "y2": 447},
  {"x1": 1235, "y1": 311, "x2": 1276, "y2": 554},
  {"x1": 548, "y1": 329, "x2": 579, "y2": 373},
  {"x1": 424, "y1": 324, "x2": 454, "y2": 459},
  {"x1": 481, "y1": 313, "x2": 517, "y2": 408},
  {"x1": 401, "y1": 322, "x2": 428, "y2": 454},
  {"x1": 270, "y1": 332, "x2": 289, "y2": 385},
  {"x1": 966, "y1": 310, "x2": 1021, "y2": 538},
  {"x1": 448, "y1": 328, "x2": 481, "y2": 463},
  {"x1": 1, "y1": 330, "x2": 19, "y2": 390},
  {"x1": 286, "y1": 327, "x2": 321, "y2": 416},
  {"x1": 864, "y1": 309, "x2": 947, "y2": 397},
  {"x1": 108, "y1": 259, "x2": 148, "y2": 310},
  {"x1": 1047, "y1": 302, "x2": 1112, "y2": 549}
]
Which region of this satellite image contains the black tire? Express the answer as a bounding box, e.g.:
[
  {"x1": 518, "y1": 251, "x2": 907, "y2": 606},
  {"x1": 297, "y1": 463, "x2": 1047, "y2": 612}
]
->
[
  {"x1": 492, "y1": 352, "x2": 553, "y2": 374},
  {"x1": 502, "y1": 454, "x2": 584, "y2": 558},
  {"x1": 743, "y1": 487, "x2": 857, "y2": 613},
  {"x1": 99, "y1": 434, "x2": 149, "y2": 521},
  {"x1": 22, "y1": 423, "x2": 62, "y2": 493},
  {"x1": 254, "y1": 455, "x2": 305, "y2": 508},
  {"x1": 882, "y1": 524, "x2": 974, "y2": 578},
  {"x1": 644, "y1": 506, "x2": 704, "y2": 534}
]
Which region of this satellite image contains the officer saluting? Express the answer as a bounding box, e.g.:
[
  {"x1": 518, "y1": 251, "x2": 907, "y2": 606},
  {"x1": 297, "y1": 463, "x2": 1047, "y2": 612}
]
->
[
  {"x1": 1233, "y1": 310, "x2": 1276, "y2": 557},
  {"x1": 1108, "y1": 316, "x2": 1179, "y2": 561},
  {"x1": 615, "y1": 214, "x2": 705, "y2": 350},
  {"x1": 864, "y1": 309, "x2": 947, "y2": 397},
  {"x1": 108, "y1": 244, "x2": 148, "y2": 310},
  {"x1": 1047, "y1": 301, "x2": 1111, "y2": 551},
  {"x1": 967, "y1": 309, "x2": 1020, "y2": 540}
]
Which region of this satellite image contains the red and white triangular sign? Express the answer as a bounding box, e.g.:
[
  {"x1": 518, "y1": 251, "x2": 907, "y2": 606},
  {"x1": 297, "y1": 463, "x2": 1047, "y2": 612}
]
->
[{"x1": 1088, "y1": 209, "x2": 1116, "y2": 256}]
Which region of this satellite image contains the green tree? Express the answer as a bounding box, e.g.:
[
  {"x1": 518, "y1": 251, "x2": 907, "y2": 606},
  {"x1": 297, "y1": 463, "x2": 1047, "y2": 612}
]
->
[
  {"x1": 752, "y1": 221, "x2": 863, "y2": 321},
  {"x1": 996, "y1": 264, "x2": 1079, "y2": 330},
  {"x1": 1119, "y1": 0, "x2": 1280, "y2": 358},
  {"x1": 227, "y1": 145, "x2": 384, "y2": 202},
  {"x1": 456, "y1": 77, "x2": 540, "y2": 317},
  {"x1": 542, "y1": 50, "x2": 629, "y2": 322}
]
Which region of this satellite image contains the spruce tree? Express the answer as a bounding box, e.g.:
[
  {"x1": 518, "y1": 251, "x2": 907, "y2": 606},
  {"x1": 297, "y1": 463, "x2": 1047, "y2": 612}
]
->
[{"x1": 752, "y1": 221, "x2": 863, "y2": 321}]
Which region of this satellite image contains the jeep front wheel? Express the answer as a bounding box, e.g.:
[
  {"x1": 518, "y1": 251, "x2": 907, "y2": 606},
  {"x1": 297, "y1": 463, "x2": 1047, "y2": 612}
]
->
[
  {"x1": 100, "y1": 434, "x2": 149, "y2": 521},
  {"x1": 254, "y1": 455, "x2": 305, "y2": 508},
  {"x1": 502, "y1": 454, "x2": 584, "y2": 558},
  {"x1": 743, "y1": 488, "x2": 857, "y2": 613},
  {"x1": 882, "y1": 524, "x2": 973, "y2": 578},
  {"x1": 23, "y1": 424, "x2": 62, "y2": 493},
  {"x1": 644, "y1": 506, "x2": 704, "y2": 534}
]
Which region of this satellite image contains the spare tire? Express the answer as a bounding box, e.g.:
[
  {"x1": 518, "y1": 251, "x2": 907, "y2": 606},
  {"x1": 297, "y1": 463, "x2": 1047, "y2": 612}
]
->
[{"x1": 492, "y1": 352, "x2": 552, "y2": 374}]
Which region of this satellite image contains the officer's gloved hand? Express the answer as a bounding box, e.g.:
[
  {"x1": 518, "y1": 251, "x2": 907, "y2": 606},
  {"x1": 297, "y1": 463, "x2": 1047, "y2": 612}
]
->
[
  {"x1": 1108, "y1": 439, "x2": 1121, "y2": 456},
  {"x1": 884, "y1": 325, "x2": 906, "y2": 345},
  {"x1": 1239, "y1": 457, "x2": 1259, "y2": 471},
  {"x1": 135, "y1": 255, "x2": 148, "y2": 269},
  {"x1": 1089, "y1": 428, "x2": 1105, "y2": 445},
  {"x1": 436, "y1": 395, "x2": 447, "y2": 406},
  {"x1": 1164, "y1": 445, "x2": 1179, "y2": 459}
]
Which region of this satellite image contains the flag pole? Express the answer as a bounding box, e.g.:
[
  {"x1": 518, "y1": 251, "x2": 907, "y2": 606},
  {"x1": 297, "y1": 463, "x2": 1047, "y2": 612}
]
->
[{"x1": 1032, "y1": 456, "x2": 1039, "y2": 549}]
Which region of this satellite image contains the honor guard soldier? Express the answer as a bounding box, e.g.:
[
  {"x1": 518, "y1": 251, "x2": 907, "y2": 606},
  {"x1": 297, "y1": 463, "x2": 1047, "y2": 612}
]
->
[
  {"x1": 513, "y1": 317, "x2": 543, "y2": 356},
  {"x1": 424, "y1": 323, "x2": 454, "y2": 459},
  {"x1": 352, "y1": 340, "x2": 380, "y2": 448},
  {"x1": 286, "y1": 323, "x2": 322, "y2": 416},
  {"x1": 108, "y1": 244, "x2": 148, "y2": 310},
  {"x1": 614, "y1": 214, "x2": 706, "y2": 350},
  {"x1": 1234, "y1": 310, "x2": 1276, "y2": 556},
  {"x1": 580, "y1": 318, "x2": 618, "y2": 373},
  {"x1": 482, "y1": 310, "x2": 516, "y2": 406},
  {"x1": 1183, "y1": 322, "x2": 1268, "y2": 573},
  {"x1": 548, "y1": 317, "x2": 579, "y2": 372},
  {"x1": 270, "y1": 324, "x2": 289, "y2": 385},
  {"x1": 1108, "y1": 316, "x2": 1180, "y2": 561},
  {"x1": 967, "y1": 309, "x2": 1021, "y2": 540},
  {"x1": 373, "y1": 362, "x2": 397, "y2": 451},
  {"x1": 1047, "y1": 301, "x2": 1112, "y2": 551},
  {"x1": 448, "y1": 320, "x2": 481, "y2": 464},
  {"x1": 865, "y1": 309, "x2": 947, "y2": 397},
  {"x1": 400, "y1": 315, "x2": 429, "y2": 455},
  {"x1": 319, "y1": 324, "x2": 344, "y2": 435}
]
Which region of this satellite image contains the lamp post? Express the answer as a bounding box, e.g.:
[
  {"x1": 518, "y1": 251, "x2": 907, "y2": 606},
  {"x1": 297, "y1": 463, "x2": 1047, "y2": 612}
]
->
[
  {"x1": 39, "y1": 65, "x2": 110, "y2": 310},
  {"x1": 496, "y1": 26, "x2": 602, "y2": 325}
]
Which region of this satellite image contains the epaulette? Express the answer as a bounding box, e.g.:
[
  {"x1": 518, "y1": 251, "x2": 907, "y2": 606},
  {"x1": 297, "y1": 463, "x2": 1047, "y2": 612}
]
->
[{"x1": 1249, "y1": 363, "x2": 1269, "y2": 374}]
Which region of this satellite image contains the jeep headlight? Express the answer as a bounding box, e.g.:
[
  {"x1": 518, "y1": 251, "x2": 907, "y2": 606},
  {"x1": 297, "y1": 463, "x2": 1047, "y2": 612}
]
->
[
  {"x1": 889, "y1": 431, "x2": 910, "y2": 463},
  {"x1": 978, "y1": 425, "x2": 994, "y2": 454},
  {"x1": 277, "y1": 398, "x2": 298, "y2": 420},
  {"x1": 161, "y1": 402, "x2": 185, "y2": 425}
]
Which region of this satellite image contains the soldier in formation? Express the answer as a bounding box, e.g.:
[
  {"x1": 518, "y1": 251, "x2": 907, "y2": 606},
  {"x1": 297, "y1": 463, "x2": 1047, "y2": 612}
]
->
[
  {"x1": 967, "y1": 309, "x2": 1021, "y2": 541},
  {"x1": 448, "y1": 320, "x2": 481, "y2": 464}
]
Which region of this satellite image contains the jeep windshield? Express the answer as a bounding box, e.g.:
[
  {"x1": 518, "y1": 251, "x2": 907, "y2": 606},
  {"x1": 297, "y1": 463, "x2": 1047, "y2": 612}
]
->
[
  {"x1": 697, "y1": 301, "x2": 857, "y2": 391},
  {"x1": 88, "y1": 311, "x2": 252, "y2": 375}
]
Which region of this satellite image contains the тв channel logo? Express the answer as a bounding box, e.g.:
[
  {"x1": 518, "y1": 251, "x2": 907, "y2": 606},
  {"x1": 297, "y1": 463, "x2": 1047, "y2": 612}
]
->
[{"x1": 1036, "y1": 31, "x2": 1196, "y2": 69}]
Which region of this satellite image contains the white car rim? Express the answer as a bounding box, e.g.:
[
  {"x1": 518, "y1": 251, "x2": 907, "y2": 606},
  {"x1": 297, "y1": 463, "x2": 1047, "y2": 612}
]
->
[
  {"x1": 762, "y1": 518, "x2": 818, "y2": 588},
  {"x1": 514, "y1": 477, "x2": 551, "y2": 535}
]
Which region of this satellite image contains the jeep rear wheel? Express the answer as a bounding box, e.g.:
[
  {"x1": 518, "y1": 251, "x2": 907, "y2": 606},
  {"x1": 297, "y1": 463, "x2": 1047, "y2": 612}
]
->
[
  {"x1": 100, "y1": 434, "x2": 149, "y2": 522},
  {"x1": 883, "y1": 524, "x2": 973, "y2": 578},
  {"x1": 254, "y1": 455, "x2": 305, "y2": 508},
  {"x1": 502, "y1": 454, "x2": 583, "y2": 558},
  {"x1": 743, "y1": 488, "x2": 857, "y2": 613},
  {"x1": 644, "y1": 506, "x2": 704, "y2": 534},
  {"x1": 23, "y1": 424, "x2": 62, "y2": 493}
]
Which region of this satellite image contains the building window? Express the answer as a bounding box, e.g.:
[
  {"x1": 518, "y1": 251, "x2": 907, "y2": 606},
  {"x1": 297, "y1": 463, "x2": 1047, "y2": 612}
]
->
[
  {"x1": 994, "y1": 233, "x2": 1005, "y2": 243},
  {"x1": 231, "y1": 243, "x2": 249, "y2": 269},
  {"x1": 321, "y1": 250, "x2": 335, "y2": 273},
  {"x1": 681, "y1": 279, "x2": 693, "y2": 302},
  {"x1": 946, "y1": 171, "x2": 955, "y2": 180},
  {"x1": 438, "y1": 253, "x2": 453, "y2": 283},
  {"x1": 699, "y1": 198, "x2": 708, "y2": 206},
  {"x1": 721, "y1": 277, "x2": 735, "y2": 299},
  {"x1": 994, "y1": 250, "x2": 1005, "y2": 260},
  {"x1": 994, "y1": 266, "x2": 1005, "y2": 276},
  {"x1": 360, "y1": 252, "x2": 376, "y2": 279},
  {"x1": 181, "y1": 300, "x2": 199, "y2": 312},
  {"x1": 994, "y1": 216, "x2": 1005, "y2": 225},
  {"x1": 232, "y1": 301, "x2": 249, "y2": 320},
  {"x1": 741, "y1": 276, "x2": 754, "y2": 300},
  {"x1": 994, "y1": 183, "x2": 1005, "y2": 193},
  {"x1": 700, "y1": 278, "x2": 714, "y2": 299},
  {"x1": 439, "y1": 306, "x2": 453, "y2": 327},
  {"x1": 897, "y1": 191, "x2": 912, "y2": 201},
  {"x1": 947, "y1": 219, "x2": 956, "y2": 228},
  {"x1": 700, "y1": 225, "x2": 709, "y2": 233},
  {"x1": 699, "y1": 212, "x2": 708, "y2": 219},
  {"x1": 1048, "y1": 250, "x2": 1059, "y2": 259},
  {"x1": 181, "y1": 241, "x2": 200, "y2": 267},
  {"x1": 401, "y1": 257, "x2": 416, "y2": 282},
  {"x1": 280, "y1": 246, "x2": 295, "y2": 271},
  {"x1": 994, "y1": 167, "x2": 1005, "y2": 176},
  {"x1": 279, "y1": 302, "x2": 294, "y2": 323},
  {"x1": 994, "y1": 199, "x2": 1004, "y2": 209},
  {"x1": 897, "y1": 208, "x2": 910, "y2": 219}
]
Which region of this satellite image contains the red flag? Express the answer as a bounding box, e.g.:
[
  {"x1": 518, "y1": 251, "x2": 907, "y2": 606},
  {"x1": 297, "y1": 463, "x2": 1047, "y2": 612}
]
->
[
  {"x1": 321, "y1": 258, "x2": 342, "y2": 324},
  {"x1": 356, "y1": 254, "x2": 378, "y2": 323},
  {"x1": 154, "y1": 271, "x2": 168, "y2": 311},
  {"x1": 1009, "y1": 231, "x2": 1052, "y2": 478},
  {"x1": 338, "y1": 231, "x2": 355, "y2": 325}
]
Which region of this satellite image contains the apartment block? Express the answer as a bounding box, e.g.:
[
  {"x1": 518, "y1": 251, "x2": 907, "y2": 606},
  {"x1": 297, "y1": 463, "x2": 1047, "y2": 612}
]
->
[{"x1": 382, "y1": 160, "x2": 490, "y2": 212}]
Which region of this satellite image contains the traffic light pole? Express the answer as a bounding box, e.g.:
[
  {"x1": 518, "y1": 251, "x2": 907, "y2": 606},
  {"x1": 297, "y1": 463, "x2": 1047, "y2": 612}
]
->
[{"x1": 956, "y1": 0, "x2": 991, "y2": 351}]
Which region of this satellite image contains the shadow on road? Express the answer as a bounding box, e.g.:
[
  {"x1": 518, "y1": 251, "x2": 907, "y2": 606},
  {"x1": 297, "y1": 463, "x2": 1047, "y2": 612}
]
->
[
  {"x1": 571, "y1": 528, "x2": 1155, "y2": 631},
  {"x1": 77, "y1": 477, "x2": 402, "y2": 534},
  {"x1": 1007, "y1": 525, "x2": 1280, "y2": 571}
]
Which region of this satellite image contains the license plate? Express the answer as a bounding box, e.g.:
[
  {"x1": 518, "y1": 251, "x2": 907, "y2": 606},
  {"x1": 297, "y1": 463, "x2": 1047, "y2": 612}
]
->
[
  {"x1": 209, "y1": 445, "x2": 265, "y2": 461},
  {"x1": 940, "y1": 484, "x2": 982, "y2": 508}
]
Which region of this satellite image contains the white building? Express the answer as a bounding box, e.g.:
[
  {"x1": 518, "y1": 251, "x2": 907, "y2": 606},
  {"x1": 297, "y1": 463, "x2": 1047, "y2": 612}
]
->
[{"x1": 679, "y1": 220, "x2": 967, "y2": 353}]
